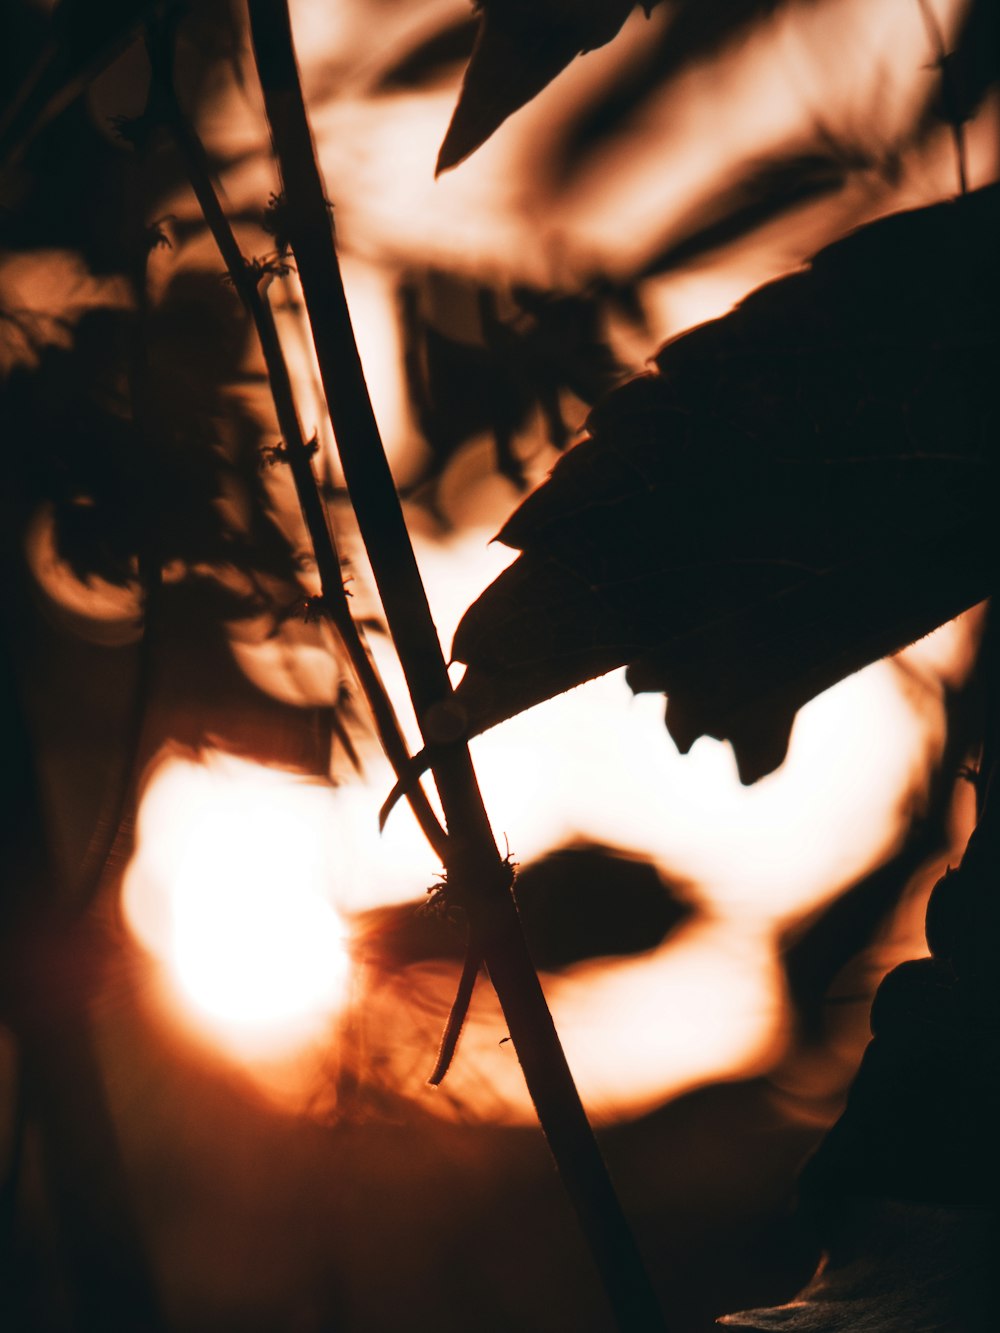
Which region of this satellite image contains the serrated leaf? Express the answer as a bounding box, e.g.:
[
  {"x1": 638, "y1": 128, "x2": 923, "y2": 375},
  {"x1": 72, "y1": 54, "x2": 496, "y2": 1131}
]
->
[{"x1": 447, "y1": 186, "x2": 999, "y2": 784}]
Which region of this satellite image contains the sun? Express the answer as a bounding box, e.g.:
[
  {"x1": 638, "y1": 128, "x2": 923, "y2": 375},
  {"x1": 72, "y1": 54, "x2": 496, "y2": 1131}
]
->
[{"x1": 122, "y1": 751, "x2": 353, "y2": 1058}]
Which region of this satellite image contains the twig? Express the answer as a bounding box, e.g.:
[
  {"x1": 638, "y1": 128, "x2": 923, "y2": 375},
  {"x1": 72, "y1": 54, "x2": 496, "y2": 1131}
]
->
[
  {"x1": 427, "y1": 945, "x2": 482, "y2": 1087},
  {"x1": 915, "y1": 0, "x2": 969, "y2": 196},
  {"x1": 244, "y1": 3, "x2": 667, "y2": 1327},
  {"x1": 150, "y1": 26, "x2": 448, "y2": 864}
]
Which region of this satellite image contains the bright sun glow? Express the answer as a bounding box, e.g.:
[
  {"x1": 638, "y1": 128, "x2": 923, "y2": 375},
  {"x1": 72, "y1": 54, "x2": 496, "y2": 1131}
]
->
[
  {"x1": 123, "y1": 752, "x2": 352, "y2": 1058},
  {"x1": 102, "y1": 0, "x2": 994, "y2": 1131},
  {"x1": 120, "y1": 541, "x2": 980, "y2": 1123}
]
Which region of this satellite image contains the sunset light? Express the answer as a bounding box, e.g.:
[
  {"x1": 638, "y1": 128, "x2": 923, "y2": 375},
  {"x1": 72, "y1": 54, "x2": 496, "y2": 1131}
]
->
[
  {"x1": 123, "y1": 752, "x2": 352, "y2": 1056},
  {"x1": 118, "y1": 602, "x2": 978, "y2": 1119},
  {"x1": 4, "y1": 0, "x2": 996, "y2": 1327}
]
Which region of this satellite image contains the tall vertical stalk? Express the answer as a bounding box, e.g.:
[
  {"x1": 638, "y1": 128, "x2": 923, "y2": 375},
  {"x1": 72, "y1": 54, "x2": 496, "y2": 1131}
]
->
[
  {"x1": 243, "y1": 3, "x2": 666, "y2": 1327},
  {"x1": 150, "y1": 24, "x2": 448, "y2": 864}
]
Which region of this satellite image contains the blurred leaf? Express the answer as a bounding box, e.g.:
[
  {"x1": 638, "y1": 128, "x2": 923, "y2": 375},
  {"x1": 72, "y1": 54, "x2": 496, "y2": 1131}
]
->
[
  {"x1": 401, "y1": 271, "x2": 629, "y2": 482},
  {"x1": 437, "y1": 0, "x2": 642, "y2": 173},
  {"x1": 0, "y1": 1, "x2": 246, "y2": 170},
  {"x1": 511, "y1": 844, "x2": 692, "y2": 968},
  {"x1": 436, "y1": 0, "x2": 809, "y2": 172},
  {"x1": 373, "y1": 14, "x2": 479, "y2": 92},
  {"x1": 638, "y1": 147, "x2": 865, "y2": 278},
  {"x1": 357, "y1": 842, "x2": 691, "y2": 971},
  {"x1": 0, "y1": 248, "x2": 131, "y2": 375},
  {"x1": 0, "y1": 0, "x2": 159, "y2": 165},
  {"x1": 653, "y1": 0, "x2": 791, "y2": 81},
  {"x1": 448, "y1": 186, "x2": 999, "y2": 784},
  {"x1": 2, "y1": 273, "x2": 301, "y2": 605},
  {"x1": 632, "y1": 0, "x2": 998, "y2": 280},
  {"x1": 921, "y1": 0, "x2": 999, "y2": 134}
]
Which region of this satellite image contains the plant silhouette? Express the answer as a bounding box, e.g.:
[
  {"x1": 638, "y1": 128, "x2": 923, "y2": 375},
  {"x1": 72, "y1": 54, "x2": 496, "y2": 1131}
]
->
[{"x1": 0, "y1": 0, "x2": 997, "y2": 1329}]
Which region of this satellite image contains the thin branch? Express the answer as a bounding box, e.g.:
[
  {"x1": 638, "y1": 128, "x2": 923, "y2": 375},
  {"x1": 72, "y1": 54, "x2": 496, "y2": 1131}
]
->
[
  {"x1": 150, "y1": 27, "x2": 448, "y2": 864},
  {"x1": 427, "y1": 945, "x2": 482, "y2": 1087},
  {"x1": 915, "y1": 0, "x2": 969, "y2": 195},
  {"x1": 244, "y1": 4, "x2": 667, "y2": 1327}
]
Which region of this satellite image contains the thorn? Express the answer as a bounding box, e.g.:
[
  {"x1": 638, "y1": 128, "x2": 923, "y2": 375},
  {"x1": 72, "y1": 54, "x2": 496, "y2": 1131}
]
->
[
  {"x1": 261, "y1": 434, "x2": 317, "y2": 467},
  {"x1": 110, "y1": 111, "x2": 157, "y2": 150},
  {"x1": 227, "y1": 254, "x2": 294, "y2": 290},
  {"x1": 260, "y1": 439, "x2": 289, "y2": 467},
  {"x1": 262, "y1": 190, "x2": 291, "y2": 255}
]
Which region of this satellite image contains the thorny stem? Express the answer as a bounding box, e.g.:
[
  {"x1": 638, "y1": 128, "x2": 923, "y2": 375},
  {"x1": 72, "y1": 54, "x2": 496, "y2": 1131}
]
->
[
  {"x1": 151, "y1": 28, "x2": 448, "y2": 864},
  {"x1": 245, "y1": 3, "x2": 667, "y2": 1328}
]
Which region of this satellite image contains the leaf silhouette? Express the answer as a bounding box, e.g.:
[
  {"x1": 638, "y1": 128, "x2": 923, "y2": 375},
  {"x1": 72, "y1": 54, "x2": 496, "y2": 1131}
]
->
[
  {"x1": 437, "y1": 0, "x2": 642, "y2": 173},
  {"x1": 636, "y1": 146, "x2": 867, "y2": 280},
  {"x1": 400, "y1": 271, "x2": 629, "y2": 482},
  {"x1": 444, "y1": 186, "x2": 999, "y2": 785},
  {"x1": 0, "y1": 0, "x2": 154, "y2": 165},
  {"x1": 3, "y1": 275, "x2": 301, "y2": 607},
  {"x1": 0, "y1": 0, "x2": 245, "y2": 166},
  {"x1": 372, "y1": 13, "x2": 479, "y2": 92},
  {"x1": 919, "y1": 0, "x2": 999, "y2": 137},
  {"x1": 436, "y1": 0, "x2": 812, "y2": 172}
]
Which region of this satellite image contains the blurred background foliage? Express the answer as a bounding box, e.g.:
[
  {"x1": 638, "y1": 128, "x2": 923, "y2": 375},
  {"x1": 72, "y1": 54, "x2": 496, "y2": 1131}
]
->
[{"x1": 0, "y1": 1, "x2": 997, "y2": 1329}]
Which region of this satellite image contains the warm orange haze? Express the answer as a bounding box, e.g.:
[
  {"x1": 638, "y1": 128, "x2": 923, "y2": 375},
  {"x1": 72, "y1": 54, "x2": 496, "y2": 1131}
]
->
[
  {"x1": 120, "y1": 585, "x2": 980, "y2": 1121},
  {"x1": 2, "y1": 0, "x2": 997, "y2": 1329},
  {"x1": 100, "y1": 0, "x2": 992, "y2": 1119}
]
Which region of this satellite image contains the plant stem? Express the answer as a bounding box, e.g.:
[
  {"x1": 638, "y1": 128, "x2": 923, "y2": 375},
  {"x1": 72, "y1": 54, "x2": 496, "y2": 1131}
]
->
[
  {"x1": 244, "y1": 4, "x2": 667, "y2": 1326},
  {"x1": 151, "y1": 30, "x2": 448, "y2": 863},
  {"x1": 915, "y1": 0, "x2": 968, "y2": 195}
]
